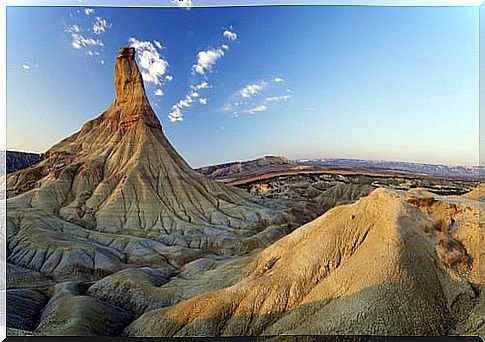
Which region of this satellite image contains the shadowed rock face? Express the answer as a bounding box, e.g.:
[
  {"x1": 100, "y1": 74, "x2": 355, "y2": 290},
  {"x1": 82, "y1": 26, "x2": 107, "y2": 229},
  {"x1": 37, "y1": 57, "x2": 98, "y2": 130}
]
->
[
  {"x1": 6, "y1": 151, "x2": 40, "y2": 174},
  {"x1": 6, "y1": 47, "x2": 287, "y2": 285}
]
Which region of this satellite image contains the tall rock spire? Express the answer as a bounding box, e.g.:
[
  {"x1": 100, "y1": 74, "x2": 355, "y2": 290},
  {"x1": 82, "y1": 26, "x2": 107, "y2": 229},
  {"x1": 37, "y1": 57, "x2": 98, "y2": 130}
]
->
[
  {"x1": 6, "y1": 47, "x2": 285, "y2": 284},
  {"x1": 113, "y1": 47, "x2": 161, "y2": 129}
]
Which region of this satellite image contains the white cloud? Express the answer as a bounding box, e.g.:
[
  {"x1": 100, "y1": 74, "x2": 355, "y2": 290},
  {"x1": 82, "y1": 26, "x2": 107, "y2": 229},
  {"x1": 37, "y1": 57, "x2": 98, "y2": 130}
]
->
[
  {"x1": 66, "y1": 12, "x2": 109, "y2": 59},
  {"x1": 154, "y1": 40, "x2": 163, "y2": 49},
  {"x1": 178, "y1": 95, "x2": 194, "y2": 107},
  {"x1": 265, "y1": 94, "x2": 291, "y2": 102},
  {"x1": 168, "y1": 106, "x2": 184, "y2": 122},
  {"x1": 129, "y1": 37, "x2": 169, "y2": 86},
  {"x1": 154, "y1": 89, "x2": 164, "y2": 96},
  {"x1": 169, "y1": 27, "x2": 238, "y2": 122},
  {"x1": 22, "y1": 63, "x2": 31, "y2": 71},
  {"x1": 165, "y1": 75, "x2": 173, "y2": 81},
  {"x1": 172, "y1": 0, "x2": 193, "y2": 10},
  {"x1": 193, "y1": 48, "x2": 224, "y2": 75},
  {"x1": 223, "y1": 29, "x2": 238, "y2": 41},
  {"x1": 192, "y1": 81, "x2": 209, "y2": 90},
  {"x1": 224, "y1": 76, "x2": 290, "y2": 117},
  {"x1": 248, "y1": 104, "x2": 268, "y2": 114},
  {"x1": 93, "y1": 16, "x2": 110, "y2": 35},
  {"x1": 72, "y1": 35, "x2": 103, "y2": 49},
  {"x1": 67, "y1": 25, "x2": 104, "y2": 50},
  {"x1": 168, "y1": 88, "x2": 207, "y2": 122},
  {"x1": 70, "y1": 24, "x2": 81, "y2": 33},
  {"x1": 167, "y1": 88, "x2": 205, "y2": 122},
  {"x1": 239, "y1": 81, "x2": 267, "y2": 98}
]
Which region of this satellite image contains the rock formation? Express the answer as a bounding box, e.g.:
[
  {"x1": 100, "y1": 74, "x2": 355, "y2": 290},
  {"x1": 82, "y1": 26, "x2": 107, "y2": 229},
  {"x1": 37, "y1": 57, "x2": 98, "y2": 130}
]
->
[
  {"x1": 197, "y1": 156, "x2": 295, "y2": 181},
  {"x1": 124, "y1": 188, "x2": 481, "y2": 336},
  {"x1": 464, "y1": 183, "x2": 485, "y2": 201},
  {"x1": 6, "y1": 47, "x2": 286, "y2": 285}
]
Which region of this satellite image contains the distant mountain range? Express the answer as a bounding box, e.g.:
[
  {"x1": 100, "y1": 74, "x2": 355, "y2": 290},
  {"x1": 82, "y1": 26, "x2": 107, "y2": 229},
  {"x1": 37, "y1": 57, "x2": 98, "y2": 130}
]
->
[{"x1": 297, "y1": 158, "x2": 483, "y2": 179}]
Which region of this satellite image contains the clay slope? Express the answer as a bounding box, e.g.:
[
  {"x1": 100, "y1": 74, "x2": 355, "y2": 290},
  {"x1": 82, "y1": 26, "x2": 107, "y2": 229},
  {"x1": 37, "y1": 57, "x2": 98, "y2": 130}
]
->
[
  {"x1": 464, "y1": 183, "x2": 485, "y2": 201},
  {"x1": 125, "y1": 188, "x2": 481, "y2": 336},
  {"x1": 6, "y1": 47, "x2": 285, "y2": 284}
]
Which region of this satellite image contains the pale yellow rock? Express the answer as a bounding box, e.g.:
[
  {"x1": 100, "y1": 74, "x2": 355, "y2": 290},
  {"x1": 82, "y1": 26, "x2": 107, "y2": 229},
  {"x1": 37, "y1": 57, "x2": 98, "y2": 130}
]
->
[{"x1": 464, "y1": 183, "x2": 485, "y2": 201}]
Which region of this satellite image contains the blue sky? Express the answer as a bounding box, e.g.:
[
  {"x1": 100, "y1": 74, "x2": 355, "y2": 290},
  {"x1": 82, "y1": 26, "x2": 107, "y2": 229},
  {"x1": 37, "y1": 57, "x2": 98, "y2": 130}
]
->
[{"x1": 6, "y1": 5, "x2": 479, "y2": 167}]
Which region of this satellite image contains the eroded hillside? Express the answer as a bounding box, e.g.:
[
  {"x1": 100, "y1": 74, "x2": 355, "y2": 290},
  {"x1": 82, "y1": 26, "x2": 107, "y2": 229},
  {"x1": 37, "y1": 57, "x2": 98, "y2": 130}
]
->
[{"x1": 124, "y1": 188, "x2": 482, "y2": 337}]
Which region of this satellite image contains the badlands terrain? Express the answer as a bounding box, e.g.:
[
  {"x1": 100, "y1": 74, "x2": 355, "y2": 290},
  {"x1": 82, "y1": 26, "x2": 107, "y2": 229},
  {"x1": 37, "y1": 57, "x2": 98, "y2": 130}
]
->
[{"x1": 5, "y1": 48, "x2": 483, "y2": 337}]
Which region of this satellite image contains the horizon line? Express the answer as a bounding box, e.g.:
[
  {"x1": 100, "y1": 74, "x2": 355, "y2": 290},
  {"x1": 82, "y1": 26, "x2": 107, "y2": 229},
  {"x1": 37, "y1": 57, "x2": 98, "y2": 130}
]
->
[
  {"x1": 5, "y1": 148, "x2": 482, "y2": 168},
  {"x1": 5, "y1": 146, "x2": 482, "y2": 168},
  {"x1": 6, "y1": 146, "x2": 483, "y2": 168}
]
